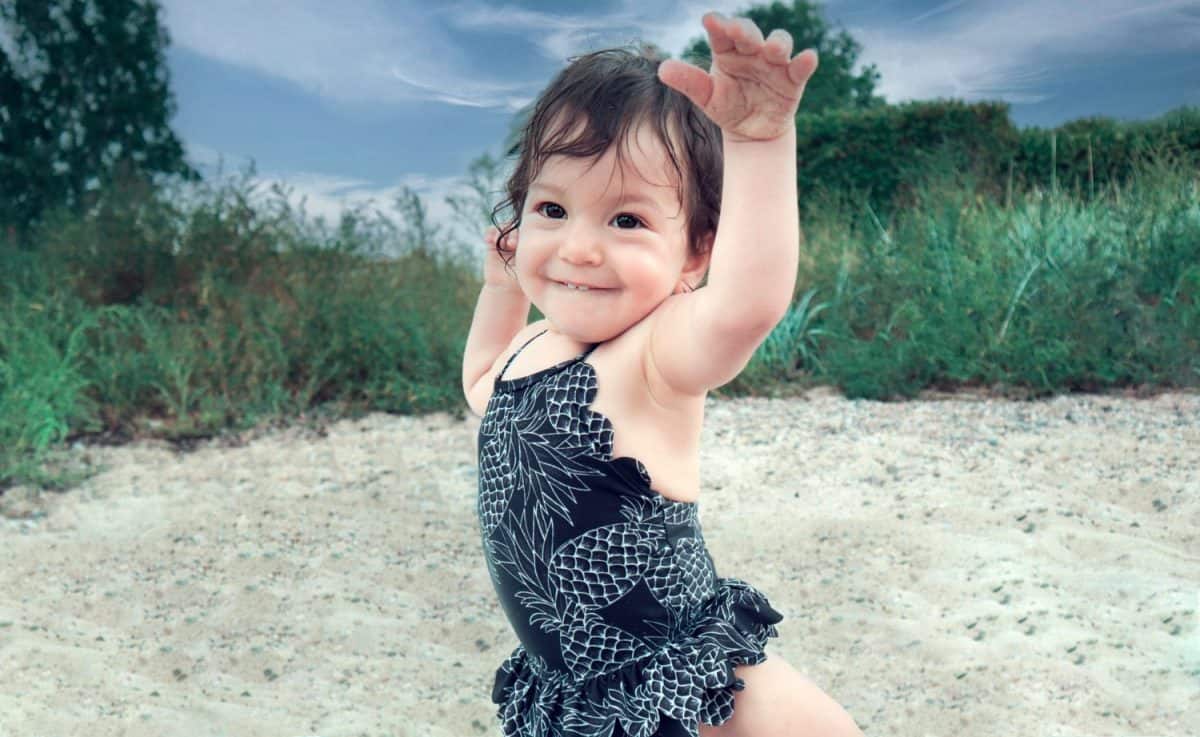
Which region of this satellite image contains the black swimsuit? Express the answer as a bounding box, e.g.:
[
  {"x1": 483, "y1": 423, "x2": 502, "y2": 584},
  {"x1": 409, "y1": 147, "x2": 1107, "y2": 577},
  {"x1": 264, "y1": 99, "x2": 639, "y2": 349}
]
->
[{"x1": 477, "y1": 329, "x2": 782, "y2": 737}]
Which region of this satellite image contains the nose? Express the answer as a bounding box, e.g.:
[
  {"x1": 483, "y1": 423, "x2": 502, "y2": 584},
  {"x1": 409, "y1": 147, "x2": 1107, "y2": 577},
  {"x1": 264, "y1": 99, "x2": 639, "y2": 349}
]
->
[{"x1": 557, "y1": 222, "x2": 604, "y2": 265}]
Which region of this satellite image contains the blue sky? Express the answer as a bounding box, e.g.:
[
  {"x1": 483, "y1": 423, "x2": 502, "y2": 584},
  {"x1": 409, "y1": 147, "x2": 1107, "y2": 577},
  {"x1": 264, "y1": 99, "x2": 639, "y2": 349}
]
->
[{"x1": 160, "y1": 0, "x2": 1200, "y2": 251}]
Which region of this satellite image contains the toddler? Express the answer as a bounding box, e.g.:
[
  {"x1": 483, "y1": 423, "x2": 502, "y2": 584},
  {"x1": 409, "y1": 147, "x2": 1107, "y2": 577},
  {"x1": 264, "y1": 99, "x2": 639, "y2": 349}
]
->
[{"x1": 462, "y1": 11, "x2": 861, "y2": 737}]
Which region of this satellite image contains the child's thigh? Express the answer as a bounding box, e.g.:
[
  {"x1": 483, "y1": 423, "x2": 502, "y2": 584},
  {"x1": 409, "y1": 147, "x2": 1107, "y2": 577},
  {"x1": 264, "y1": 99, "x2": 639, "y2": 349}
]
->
[{"x1": 697, "y1": 652, "x2": 863, "y2": 737}]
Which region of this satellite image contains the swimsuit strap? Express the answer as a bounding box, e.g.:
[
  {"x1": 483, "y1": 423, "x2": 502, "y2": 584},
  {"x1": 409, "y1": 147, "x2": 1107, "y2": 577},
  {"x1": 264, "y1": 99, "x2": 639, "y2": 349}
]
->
[
  {"x1": 496, "y1": 329, "x2": 549, "y2": 383},
  {"x1": 495, "y1": 329, "x2": 599, "y2": 383}
]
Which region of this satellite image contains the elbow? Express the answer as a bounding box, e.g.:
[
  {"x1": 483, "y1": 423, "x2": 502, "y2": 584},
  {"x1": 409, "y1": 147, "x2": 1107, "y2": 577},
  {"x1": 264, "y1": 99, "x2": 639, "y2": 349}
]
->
[
  {"x1": 703, "y1": 282, "x2": 793, "y2": 333},
  {"x1": 708, "y1": 305, "x2": 784, "y2": 348},
  {"x1": 714, "y1": 298, "x2": 789, "y2": 335}
]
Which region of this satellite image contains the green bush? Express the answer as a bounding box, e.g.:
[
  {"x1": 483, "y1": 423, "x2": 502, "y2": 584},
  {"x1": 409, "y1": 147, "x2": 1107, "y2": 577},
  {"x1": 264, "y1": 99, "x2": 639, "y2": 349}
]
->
[
  {"x1": 1, "y1": 170, "x2": 478, "y2": 489},
  {"x1": 2, "y1": 116, "x2": 1198, "y2": 490},
  {"x1": 728, "y1": 141, "x2": 1200, "y2": 399}
]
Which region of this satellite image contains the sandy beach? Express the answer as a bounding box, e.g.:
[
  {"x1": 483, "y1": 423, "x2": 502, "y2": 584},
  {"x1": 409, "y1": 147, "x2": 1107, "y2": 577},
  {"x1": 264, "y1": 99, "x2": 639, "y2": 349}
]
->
[{"x1": 1, "y1": 388, "x2": 1197, "y2": 737}]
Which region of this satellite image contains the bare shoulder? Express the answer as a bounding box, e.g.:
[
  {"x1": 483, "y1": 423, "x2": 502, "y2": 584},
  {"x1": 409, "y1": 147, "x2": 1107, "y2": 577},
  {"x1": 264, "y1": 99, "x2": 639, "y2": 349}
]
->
[
  {"x1": 509, "y1": 318, "x2": 551, "y2": 349},
  {"x1": 465, "y1": 319, "x2": 551, "y2": 417},
  {"x1": 492, "y1": 318, "x2": 553, "y2": 372},
  {"x1": 644, "y1": 288, "x2": 779, "y2": 398}
]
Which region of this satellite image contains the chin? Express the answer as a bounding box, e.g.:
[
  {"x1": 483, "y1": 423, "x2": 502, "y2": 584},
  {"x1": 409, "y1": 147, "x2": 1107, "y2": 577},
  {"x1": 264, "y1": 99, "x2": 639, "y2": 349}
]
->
[{"x1": 548, "y1": 317, "x2": 628, "y2": 344}]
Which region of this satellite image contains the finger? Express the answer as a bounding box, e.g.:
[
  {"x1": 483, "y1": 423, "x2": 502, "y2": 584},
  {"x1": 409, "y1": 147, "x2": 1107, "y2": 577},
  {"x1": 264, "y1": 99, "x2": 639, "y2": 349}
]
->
[
  {"x1": 484, "y1": 226, "x2": 498, "y2": 245},
  {"x1": 764, "y1": 29, "x2": 793, "y2": 64},
  {"x1": 701, "y1": 12, "x2": 736, "y2": 55},
  {"x1": 657, "y1": 58, "x2": 715, "y2": 110},
  {"x1": 732, "y1": 17, "x2": 763, "y2": 54},
  {"x1": 786, "y1": 48, "x2": 819, "y2": 87}
]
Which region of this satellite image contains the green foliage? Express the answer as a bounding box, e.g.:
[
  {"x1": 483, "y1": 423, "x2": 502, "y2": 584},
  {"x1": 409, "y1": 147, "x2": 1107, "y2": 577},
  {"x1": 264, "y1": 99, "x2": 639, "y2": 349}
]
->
[
  {"x1": 2, "y1": 0, "x2": 1198, "y2": 491},
  {"x1": 679, "y1": 0, "x2": 887, "y2": 115},
  {"x1": 0, "y1": 251, "x2": 101, "y2": 487},
  {"x1": 1014, "y1": 107, "x2": 1200, "y2": 201},
  {"x1": 0, "y1": 168, "x2": 479, "y2": 490},
  {"x1": 741, "y1": 287, "x2": 832, "y2": 384},
  {"x1": 0, "y1": 0, "x2": 196, "y2": 237},
  {"x1": 795, "y1": 100, "x2": 1200, "y2": 229},
  {"x1": 3, "y1": 142, "x2": 1198, "y2": 489},
  {"x1": 797, "y1": 99, "x2": 1020, "y2": 224},
  {"x1": 726, "y1": 143, "x2": 1200, "y2": 400}
]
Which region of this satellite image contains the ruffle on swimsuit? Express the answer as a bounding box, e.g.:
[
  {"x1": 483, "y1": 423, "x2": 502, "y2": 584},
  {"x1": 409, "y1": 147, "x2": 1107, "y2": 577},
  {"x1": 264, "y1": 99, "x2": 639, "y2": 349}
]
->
[
  {"x1": 477, "y1": 330, "x2": 783, "y2": 737},
  {"x1": 492, "y1": 578, "x2": 781, "y2": 737}
]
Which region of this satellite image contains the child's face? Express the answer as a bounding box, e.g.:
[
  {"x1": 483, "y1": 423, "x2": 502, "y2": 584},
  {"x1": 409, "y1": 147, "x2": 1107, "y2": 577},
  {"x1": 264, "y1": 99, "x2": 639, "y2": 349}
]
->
[{"x1": 515, "y1": 118, "x2": 709, "y2": 344}]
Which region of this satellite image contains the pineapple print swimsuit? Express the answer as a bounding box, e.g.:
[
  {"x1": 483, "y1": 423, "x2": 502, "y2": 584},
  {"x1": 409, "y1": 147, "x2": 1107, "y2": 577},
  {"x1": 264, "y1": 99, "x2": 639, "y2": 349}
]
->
[{"x1": 477, "y1": 329, "x2": 784, "y2": 737}]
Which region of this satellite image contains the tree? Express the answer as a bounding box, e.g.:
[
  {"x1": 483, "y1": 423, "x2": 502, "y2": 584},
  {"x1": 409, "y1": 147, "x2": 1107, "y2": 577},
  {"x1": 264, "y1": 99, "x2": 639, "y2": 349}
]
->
[
  {"x1": 680, "y1": 1, "x2": 885, "y2": 115},
  {"x1": 0, "y1": 0, "x2": 196, "y2": 240}
]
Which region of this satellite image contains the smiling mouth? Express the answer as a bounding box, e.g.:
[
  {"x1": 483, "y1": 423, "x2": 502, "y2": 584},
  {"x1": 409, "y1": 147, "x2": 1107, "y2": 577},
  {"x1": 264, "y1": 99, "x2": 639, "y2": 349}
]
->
[{"x1": 557, "y1": 281, "x2": 609, "y2": 292}]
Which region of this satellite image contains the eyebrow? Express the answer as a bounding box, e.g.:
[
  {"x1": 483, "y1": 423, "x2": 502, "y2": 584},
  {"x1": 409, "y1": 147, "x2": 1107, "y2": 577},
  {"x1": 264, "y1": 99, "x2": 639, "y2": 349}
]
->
[{"x1": 529, "y1": 182, "x2": 665, "y2": 213}]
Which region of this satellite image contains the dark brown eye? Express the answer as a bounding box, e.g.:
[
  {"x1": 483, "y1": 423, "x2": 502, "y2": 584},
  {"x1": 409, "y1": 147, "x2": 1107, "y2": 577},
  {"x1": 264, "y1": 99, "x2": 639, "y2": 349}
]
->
[
  {"x1": 536, "y1": 202, "x2": 565, "y2": 218},
  {"x1": 614, "y1": 214, "x2": 643, "y2": 229}
]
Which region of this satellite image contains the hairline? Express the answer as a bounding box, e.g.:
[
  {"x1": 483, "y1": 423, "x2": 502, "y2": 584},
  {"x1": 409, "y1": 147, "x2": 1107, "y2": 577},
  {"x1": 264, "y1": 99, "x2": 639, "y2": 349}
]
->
[{"x1": 530, "y1": 107, "x2": 690, "y2": 220}]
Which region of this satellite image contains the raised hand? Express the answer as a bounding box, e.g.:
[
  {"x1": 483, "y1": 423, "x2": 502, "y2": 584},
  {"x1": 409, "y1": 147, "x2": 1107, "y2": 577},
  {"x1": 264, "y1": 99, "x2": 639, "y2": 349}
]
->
[
  {"x1": 657, "y1": 12, "x2": 819, "y2": 143},
  {"x1": 483, "y1": 225, "x2": 520, "y2": 289}
]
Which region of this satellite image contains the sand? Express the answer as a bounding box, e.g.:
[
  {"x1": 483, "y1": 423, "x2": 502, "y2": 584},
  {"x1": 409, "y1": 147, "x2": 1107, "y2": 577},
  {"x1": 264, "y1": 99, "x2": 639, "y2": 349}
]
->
[{"x1": 0, "y1": 388, "x2": 1197, "y2": 737}]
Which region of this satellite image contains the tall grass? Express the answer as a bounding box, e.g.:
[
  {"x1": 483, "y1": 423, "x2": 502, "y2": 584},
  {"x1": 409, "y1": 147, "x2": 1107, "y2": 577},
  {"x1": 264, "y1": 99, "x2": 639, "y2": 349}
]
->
[
  {"x1": 1, "y1": 171, "x2": 478, "y2": 490},
  {"x1": 0, "y1": 272, "x2": 99, "y2": 490},
  {"x1": 1, "y1": 143, "x2": 1197, "y2": 491},
  {"x1": 738, "y1": 143, "x2": 1200, "y2": 399}
]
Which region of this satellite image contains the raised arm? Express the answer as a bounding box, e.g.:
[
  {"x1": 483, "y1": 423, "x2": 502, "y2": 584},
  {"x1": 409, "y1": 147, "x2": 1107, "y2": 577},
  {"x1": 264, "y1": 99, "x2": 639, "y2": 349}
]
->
[
  {"x1": 648, "y1": 12, "x2": 818, "y2": 396},
  {"x1": 462, "y1": 227, "x2": 531, "y2": 412}
]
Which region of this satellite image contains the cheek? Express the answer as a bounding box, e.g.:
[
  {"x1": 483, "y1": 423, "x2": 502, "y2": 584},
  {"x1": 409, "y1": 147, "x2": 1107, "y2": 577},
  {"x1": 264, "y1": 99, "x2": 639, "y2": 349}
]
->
[
  {"x1": 515, "y1": 230, "x2": 548, "y2": 262},
  {"x1": 623, "y1": 253, "x2": 672, "y2": 289}
]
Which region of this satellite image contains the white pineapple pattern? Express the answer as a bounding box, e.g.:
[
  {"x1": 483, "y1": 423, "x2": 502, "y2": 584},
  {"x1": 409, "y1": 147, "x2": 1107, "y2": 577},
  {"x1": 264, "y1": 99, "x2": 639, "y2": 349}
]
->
[{"x1": 478, "y1": 334, "x2": 782, "y2": 737}]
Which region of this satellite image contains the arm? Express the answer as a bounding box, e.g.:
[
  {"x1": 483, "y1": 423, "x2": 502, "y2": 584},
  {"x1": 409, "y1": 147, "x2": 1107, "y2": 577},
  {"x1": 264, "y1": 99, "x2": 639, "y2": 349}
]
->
[
  {"x1": 649, "y1": 13, "x2": 817, "y2": 395},
  {"x1": 645, "y1": 130, "x2": 799, "y2": 396},
  {"x1": 704, "y1": 128, "x2": 799, "y2": 323},
  {"x1": 462, "y1": 226, "x2": 532, "y2": 413},
  {"x1": 461, "y1": 282, "x2": 531, "y2": 405}
]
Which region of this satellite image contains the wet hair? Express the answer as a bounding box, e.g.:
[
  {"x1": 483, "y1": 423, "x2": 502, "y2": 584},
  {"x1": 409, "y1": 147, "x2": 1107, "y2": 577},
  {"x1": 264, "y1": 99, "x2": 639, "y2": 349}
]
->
[{"x1": 490, "y1": 44, "x2": 723, "y2": 289}]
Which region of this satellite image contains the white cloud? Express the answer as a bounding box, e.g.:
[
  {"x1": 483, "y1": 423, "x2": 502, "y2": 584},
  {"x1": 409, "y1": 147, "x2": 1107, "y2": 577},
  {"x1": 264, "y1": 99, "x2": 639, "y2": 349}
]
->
[
  {"x1": 635, "y1": 0, "x2": 767, "y2": 63},
  {"x1": 448, "y1": 3, "x2": 623, "y2": 62},
  {"x1": 447, "y1": 0, "x2": 753, "y2": 63},
  {"x1": 386, "y1": 65, "x2": 533, "y2": 110},
  {"x1": 159, "y1": 0, "x2": 530, "y2": 110},
  {"x1": 159, "y1": 0, "x2": 753, "y2": 111},
  {"x1": 850, "y1": 0, "x2": 1200, "y2": 106}
]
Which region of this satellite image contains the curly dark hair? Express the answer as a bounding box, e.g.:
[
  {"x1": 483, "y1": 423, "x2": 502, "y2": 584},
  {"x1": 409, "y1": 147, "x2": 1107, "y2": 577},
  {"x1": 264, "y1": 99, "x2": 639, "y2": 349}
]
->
[{"x1": 490, "y1": 44, "x2": 723, "y2": 287}]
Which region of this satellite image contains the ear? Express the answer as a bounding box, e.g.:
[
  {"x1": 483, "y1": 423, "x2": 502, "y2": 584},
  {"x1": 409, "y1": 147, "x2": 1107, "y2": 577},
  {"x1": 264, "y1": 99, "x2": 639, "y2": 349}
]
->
[{"x1": 679, "y1": 231, "x2": 714, "y2": 290}]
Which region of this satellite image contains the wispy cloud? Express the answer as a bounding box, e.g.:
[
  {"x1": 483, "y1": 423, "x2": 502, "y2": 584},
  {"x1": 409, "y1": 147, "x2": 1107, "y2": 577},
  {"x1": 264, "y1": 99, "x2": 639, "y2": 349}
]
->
[
  {"x1": 447, "y1": 2, "x2": 628, "y2": 62},
  {"x1": 904, "y1": 0, "x2": 973, "y2": 25},
  {"x1": 850, "y1": 0, "x2": 1200, "y2": 105},
  {"x1": 159, "y1": 0, "x2": 530, "y2": 110},
  {"x1": 160, "y1": 0, "x2": 751, "y2": 111},
  {"x1": 444, "y1": 0, "x2": 749, "y2": 62},
  {"x1": 386, "y1": 66, "x2": 531, "y2": 110}
]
